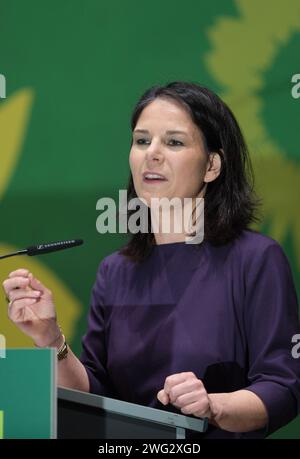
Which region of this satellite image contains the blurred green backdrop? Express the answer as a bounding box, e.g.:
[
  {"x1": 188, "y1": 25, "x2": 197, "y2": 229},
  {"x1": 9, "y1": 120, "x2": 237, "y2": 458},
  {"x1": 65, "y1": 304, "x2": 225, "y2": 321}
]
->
[{"x1": 0, "y1": 0, "x2": 299, "y2": 438}]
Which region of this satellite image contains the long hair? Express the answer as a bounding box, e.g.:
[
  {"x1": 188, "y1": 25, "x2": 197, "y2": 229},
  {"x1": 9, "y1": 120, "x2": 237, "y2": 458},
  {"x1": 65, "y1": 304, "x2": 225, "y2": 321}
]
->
[{"x1": 121, "y1": 81, "x2": 260, "y2": 262}]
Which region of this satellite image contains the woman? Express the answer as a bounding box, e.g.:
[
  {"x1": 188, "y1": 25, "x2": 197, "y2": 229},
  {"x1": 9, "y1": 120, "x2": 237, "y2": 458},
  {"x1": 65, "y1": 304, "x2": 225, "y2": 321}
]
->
[{"x1": 3, "y1": 82, "x2": 300, "y2": 438}]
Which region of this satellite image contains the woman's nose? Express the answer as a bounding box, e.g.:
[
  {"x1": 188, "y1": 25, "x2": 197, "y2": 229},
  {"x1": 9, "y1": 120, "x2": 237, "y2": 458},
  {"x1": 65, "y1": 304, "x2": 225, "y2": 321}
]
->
[{"x1": 145, "y1": 141, "x2": 164, "y2": 163}]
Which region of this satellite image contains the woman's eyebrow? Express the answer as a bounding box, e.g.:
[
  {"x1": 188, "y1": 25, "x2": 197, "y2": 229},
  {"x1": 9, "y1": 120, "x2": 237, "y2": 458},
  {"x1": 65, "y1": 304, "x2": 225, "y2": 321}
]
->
[
  {"x1": 165, "y1": 130, "x2": 188, "y2": 136},
  {"x1": 133, "y1": 129, "x2": 188, "y2": 135},
  {"x1": 133, "y1": 129, "x2": 149, "y2": 134}
]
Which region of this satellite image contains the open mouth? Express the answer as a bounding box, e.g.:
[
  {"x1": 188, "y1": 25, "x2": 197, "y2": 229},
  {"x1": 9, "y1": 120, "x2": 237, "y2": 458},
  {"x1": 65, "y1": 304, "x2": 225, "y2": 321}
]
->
[{"x1": 143, "y1": 172, "x2": 167, "y2": 183}]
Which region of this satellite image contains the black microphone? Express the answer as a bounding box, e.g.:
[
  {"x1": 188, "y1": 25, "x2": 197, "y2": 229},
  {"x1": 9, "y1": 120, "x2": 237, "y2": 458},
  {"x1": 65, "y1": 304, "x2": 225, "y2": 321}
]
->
[{"x1": 0, "y1": 239, "x2": 84, "y2": 260}]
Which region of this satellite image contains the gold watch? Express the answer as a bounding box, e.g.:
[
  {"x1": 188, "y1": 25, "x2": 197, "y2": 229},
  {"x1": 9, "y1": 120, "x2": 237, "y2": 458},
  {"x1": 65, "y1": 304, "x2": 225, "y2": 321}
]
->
[{"x1": 57, "y1": 335, "x2": 68, "y2": 361}]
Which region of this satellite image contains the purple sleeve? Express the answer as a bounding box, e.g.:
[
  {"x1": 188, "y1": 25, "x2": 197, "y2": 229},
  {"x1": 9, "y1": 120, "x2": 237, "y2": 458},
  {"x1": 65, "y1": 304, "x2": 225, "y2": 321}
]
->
[
  {"x1": 243, "y1": 242, "x2": 300, "y2": 435},
  {"x1": 79, "y1": 259, "x2": 112, "y2": 396}
]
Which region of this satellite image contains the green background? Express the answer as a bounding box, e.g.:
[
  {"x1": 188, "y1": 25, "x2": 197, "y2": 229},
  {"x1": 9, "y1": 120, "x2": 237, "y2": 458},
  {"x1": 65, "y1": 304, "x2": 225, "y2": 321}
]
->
[{"x1": 0, "y1": 0, "x2": 299, "y2": 438}]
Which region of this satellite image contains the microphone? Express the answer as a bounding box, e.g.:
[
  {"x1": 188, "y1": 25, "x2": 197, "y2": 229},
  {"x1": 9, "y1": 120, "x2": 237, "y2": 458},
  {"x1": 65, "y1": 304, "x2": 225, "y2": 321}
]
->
[{"x1": 0, "y1": 239, "x2": 84, "y2": 260}]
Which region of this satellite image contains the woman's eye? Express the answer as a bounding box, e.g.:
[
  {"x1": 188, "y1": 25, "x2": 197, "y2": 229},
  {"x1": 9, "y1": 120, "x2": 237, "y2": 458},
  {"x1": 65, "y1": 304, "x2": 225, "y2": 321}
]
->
[
  {"x1": 135, "y1": 138, "x2": 151, "y2": 145},
  {"x1": 133, "y1": 138, "x2": 183, "y2": 146},
  {"x1": 168, "y1": 139, "x2": 184, "y2": 146}
]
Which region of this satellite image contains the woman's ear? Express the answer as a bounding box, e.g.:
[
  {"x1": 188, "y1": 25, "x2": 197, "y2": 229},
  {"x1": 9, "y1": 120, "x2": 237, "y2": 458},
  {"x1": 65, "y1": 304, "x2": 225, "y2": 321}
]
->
[{"x1": 204, "y1": 150, "x2": 222, "y2": 183}]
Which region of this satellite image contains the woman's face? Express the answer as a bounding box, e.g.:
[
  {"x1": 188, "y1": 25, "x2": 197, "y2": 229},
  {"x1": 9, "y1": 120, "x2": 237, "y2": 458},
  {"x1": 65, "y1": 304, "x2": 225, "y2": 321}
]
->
[{"x1": 129, "y1": 98, "x2": 215, "y2": 206}]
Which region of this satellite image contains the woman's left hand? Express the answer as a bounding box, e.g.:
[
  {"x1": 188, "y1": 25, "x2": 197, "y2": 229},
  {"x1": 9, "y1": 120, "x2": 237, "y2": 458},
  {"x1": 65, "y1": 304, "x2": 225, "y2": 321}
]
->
[{"x1": 157, "y1": 371, "x2": 212, "y2": 418}]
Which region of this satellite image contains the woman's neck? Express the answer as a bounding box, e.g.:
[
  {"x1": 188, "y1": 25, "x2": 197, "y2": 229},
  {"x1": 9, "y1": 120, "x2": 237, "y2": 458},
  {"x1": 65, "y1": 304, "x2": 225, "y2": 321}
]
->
[
  {"x1": 154, "y1": 232, "x2": 186, "y2": 245},
  {"x1": 151, "y1": 199, "x2": 204, "y2": 245}
]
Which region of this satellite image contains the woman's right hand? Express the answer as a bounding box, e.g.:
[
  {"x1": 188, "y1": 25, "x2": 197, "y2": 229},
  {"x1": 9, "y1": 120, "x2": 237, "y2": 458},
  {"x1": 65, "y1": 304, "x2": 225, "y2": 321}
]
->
[{"x1": 2, "y1": 268, "x2": 62, "y2": 347}]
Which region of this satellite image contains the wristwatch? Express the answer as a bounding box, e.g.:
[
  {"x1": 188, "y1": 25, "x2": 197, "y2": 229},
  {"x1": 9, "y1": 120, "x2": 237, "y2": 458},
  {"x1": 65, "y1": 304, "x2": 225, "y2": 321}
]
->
[{"x1": 57, "y1": 335, "x2": 68, "y2": 361}]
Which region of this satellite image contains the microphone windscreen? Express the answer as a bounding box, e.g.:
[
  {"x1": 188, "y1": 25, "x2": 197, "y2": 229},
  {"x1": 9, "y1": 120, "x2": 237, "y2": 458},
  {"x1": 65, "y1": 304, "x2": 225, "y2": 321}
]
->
[{"x1": 26, "y1": 239, "x2": 83, "y2": 256}]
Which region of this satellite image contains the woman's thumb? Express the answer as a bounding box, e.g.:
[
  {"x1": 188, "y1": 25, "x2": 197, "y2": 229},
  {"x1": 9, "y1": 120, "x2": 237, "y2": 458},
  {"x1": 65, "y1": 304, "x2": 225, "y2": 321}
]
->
[
  {"x1": 157, "y1": 389, "x2": 170, "y2": 405},
  {"x1": 29, "y1": 274, "x2": 51, "y2": 297}
]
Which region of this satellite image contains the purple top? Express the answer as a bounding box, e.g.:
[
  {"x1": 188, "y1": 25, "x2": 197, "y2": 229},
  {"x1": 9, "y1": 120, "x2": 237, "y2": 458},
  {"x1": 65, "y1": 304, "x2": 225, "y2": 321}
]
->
[{"x1": 80, "y1": 230, "x2": 300, "y2": 438}]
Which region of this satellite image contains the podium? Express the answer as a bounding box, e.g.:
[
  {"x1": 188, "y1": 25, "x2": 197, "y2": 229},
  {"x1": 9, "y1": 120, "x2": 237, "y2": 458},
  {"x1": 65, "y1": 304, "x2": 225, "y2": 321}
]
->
[
  {"x1": 0, "y1": 349, "x2": 207, "y2": 439},
  {"x1": 58, "y1": 387, "x2": 208, "y2": 439},
  {"x1": 0, "y1": 348, "x2": 56, "y2": 439}
]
